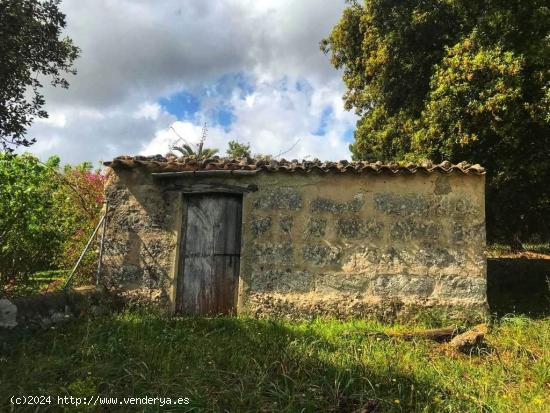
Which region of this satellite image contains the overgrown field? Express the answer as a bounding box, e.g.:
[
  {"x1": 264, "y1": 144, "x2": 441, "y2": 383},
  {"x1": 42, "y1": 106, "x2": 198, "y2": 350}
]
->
[{"x1": 1, "y1": 313, "x2": 548, "y2": 412}]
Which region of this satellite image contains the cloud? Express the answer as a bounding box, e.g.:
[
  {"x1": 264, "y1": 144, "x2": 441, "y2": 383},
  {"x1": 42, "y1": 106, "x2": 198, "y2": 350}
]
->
[
  {"x1": 25, "y1": 0, "x2": 356, "y2": 165},
  {"x1": 142, "y1": 76, "x2": 355, "y2": 161}
]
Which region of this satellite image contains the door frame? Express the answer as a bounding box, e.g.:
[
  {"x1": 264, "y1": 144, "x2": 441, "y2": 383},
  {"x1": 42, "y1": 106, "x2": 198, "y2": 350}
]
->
[{"x1": 169, "y1": 183, "x2": 256, "y2": 314}]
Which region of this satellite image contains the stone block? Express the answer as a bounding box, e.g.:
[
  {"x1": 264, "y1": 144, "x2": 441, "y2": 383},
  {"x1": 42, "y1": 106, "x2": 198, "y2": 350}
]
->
[
  {"x1": 0, "y1": 299, "x2": 17, "y2": 328},
  {"x1": 252, "y1": 187, "x2": 302, "y2": 210},
  {"x1": 250, "y1": 215, "x2": 272, "y2": 236},
  {"x1": 279, "y1": 215, "x2": 294, "y2": 234},
  {"x1": 303, "y1": 244, "x2": 342, "y2": 265},
  {"x1": 253, "y1": 243, "x2": 294, "y2": 263},
  {"x1": 336, "y1": 216, "x2": 383, "y2": 239},
  {"x1": 436, "y1": 276, "x2": 486, "y2": 300},
  {"x1": 372, "y1": 275, "x2": 436, "y2": 298},
  {"x1": 310, "y1": 193, "x2": 365, "y2": 214},
  {"x1": 390, "y1": 218, "x2": 442, "y2": 241},
  {"x1": 248, "y1": 270, "x2": 314, "y2": 293},
  {"x1": 306, "y1": 217, "x2": 327, "y2": 237}
]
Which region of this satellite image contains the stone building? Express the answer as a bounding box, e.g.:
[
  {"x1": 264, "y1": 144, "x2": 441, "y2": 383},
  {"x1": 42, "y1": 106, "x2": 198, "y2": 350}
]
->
[{"x1": 101, "y1": 156, "x2": 487, "y2": 321}]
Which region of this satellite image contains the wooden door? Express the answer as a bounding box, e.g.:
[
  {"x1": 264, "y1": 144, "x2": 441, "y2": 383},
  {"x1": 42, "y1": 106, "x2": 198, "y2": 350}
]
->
[{"x1": 176, "y1": 194, "x2": 242, "y2": 315}]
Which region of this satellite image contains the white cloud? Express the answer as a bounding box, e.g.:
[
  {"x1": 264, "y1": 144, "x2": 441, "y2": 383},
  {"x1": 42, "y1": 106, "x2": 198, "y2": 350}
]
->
[
  {"x1": 140, "y1": 75, "x2": 355, "y2": 161},
  {"x1": 35, "y1": 112, "x2": 67, "y2": 128},
  {"x1": 26, "y1": 0, "x2": 357, "y2": 164},
  {"x1": 133, "y1": 102, "x2": 162, "y2": 120}
]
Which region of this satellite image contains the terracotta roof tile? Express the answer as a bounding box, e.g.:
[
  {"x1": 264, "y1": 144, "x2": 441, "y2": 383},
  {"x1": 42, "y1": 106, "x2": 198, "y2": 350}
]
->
[{"x1": 104, "y1": 155, "x2": 485, "y2": 175}]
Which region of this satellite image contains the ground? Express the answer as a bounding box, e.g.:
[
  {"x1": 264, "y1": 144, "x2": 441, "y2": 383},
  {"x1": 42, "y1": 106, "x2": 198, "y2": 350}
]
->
[
  {"x1": 1, "y1": 312, "x2": 548, "y2": 412},
  {"x1": 1, "y1": 245, "x2": 548, "y2": 411}
]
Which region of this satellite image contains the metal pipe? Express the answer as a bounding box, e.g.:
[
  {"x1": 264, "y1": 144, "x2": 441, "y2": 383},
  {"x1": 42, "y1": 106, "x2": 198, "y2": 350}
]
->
[
  {"x1": 95, "y1": 201, "x2": 108, "y2": 286},
  {"x1": 63, "y1": 213, "x2": 105, "y2": 290}
]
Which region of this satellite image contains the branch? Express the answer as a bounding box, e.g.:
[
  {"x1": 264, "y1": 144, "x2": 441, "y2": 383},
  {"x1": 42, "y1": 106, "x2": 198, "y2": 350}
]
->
[
  {"x1": 274, "y1": 138, "x2": 301, "y2": 159},
  {"x1": 38, "y1": 160, "x2": 98, "y2": 219},
  {"x1": 169, "y1": 126, "x2": 195, "y2": 150}
]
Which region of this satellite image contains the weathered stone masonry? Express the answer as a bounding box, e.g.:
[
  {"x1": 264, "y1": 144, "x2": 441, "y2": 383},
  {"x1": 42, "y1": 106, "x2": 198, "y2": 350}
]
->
[{"x1": 101, "y1": 157, "x2": 487, "y2": 321}]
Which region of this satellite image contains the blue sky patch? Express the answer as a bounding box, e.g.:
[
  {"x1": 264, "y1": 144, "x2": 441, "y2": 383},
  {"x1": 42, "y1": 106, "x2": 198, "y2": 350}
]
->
[
  {"x1": 344, "y1": 127, "x2": 355, "y2": 142},
  {"x1": 295, "y1": 79, "x2": 313, "y2": 96},
  {"x1": 313, "y1": 106, "x2": 333, "y2": 136},
  {"x1": 203, "y1": 72, "x2": 255, "y2": 100},
  {"x1": 208, "y1": 105, "x2": 235, "y2": 131},
  {"x1": 159, "y1": 90, "x2": 200, "y2": 120},
  {"x1": 158, "y1": 72, "x2": 254, "y2": 130}
]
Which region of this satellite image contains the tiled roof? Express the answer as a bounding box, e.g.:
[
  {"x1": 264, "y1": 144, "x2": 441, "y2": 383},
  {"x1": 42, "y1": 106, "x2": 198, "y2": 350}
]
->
[{"x1": 104, "y1": 155, "x2": 485, "y2": 175}]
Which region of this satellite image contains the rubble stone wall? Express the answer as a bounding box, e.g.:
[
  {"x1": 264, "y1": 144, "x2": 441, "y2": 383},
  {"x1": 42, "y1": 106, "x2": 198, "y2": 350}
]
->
[{"x1": 102, "y1": 168, "x2": 487, "y2": 321}]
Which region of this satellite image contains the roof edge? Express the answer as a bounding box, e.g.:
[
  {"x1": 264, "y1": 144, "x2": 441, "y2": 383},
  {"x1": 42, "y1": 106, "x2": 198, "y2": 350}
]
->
[{"x1": 103, "y1": 155, "x2": 485, "y2": 175}]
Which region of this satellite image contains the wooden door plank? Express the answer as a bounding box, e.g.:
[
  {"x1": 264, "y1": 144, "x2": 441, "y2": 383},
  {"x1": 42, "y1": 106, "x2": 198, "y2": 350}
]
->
[
  {"x1": 213, "y1": 195, "x2": 242, "y2": 255},
  {"x1": 178, "y1": 193, "x2": 242, "y2": 315},
  {"x1": 181, "y1": 196, "x2": 216, "y2": 314},
  {"x1": 182, "y1": 256, "x2": 213, "y2": 314},
  {"x1": 212, "y1": 255, "x2": 240, "y2": 314},
  {"x1": 184, "y1": 196, "x2": 215, "y2": 255}
]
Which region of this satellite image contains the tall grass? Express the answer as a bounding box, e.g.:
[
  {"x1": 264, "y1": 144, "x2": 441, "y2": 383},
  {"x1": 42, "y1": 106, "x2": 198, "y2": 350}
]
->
[{"x1": 1, "y1": 312, "x2": 548, "y2": 412}]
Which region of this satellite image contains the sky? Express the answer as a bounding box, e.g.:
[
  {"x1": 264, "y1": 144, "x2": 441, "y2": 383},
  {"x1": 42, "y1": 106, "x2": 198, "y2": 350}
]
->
[{"x1": 26, "y1": 0, "x2": 358, "y2": 165}]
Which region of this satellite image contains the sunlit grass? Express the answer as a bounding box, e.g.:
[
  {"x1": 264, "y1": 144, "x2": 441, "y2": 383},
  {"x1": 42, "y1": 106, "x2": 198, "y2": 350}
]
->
[
  {"x1": 5, "y1": 269, "x2": 67, "y2": 297},
  {"x1": 1, "y1": 311, "x2": 548, "y2": 412},
  {"x1": 487, "y1": 243, "x2": 550, "y2": 258}
]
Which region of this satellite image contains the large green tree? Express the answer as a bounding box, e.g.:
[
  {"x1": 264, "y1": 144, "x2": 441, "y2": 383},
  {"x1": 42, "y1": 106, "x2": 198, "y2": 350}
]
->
[
  {"x1": 322, "y1": 0, "x2": 550, "y2": 244},
  {"x1": 0, "y1": 153, "x2": 65, "y2": 291},
  {"x1": 0, "y1": 0, "x2": 80, "y2": 151}
]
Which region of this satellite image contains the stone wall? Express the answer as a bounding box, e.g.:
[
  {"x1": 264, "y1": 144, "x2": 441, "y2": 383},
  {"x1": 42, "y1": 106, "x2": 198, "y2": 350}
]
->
[
  {"x1": 0, "y1": 287, "x2": 117, "y2": 331},
  {"x1": 101, "y1": 168, "x2": 487, "y2": 321}
]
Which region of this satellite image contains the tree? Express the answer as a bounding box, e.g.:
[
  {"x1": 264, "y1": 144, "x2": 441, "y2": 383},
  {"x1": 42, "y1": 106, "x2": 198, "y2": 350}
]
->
[
  {"x1": 0, "y1": 153, "x2": 65, "y2": 292},
  {"x1": 0, "y1": 0, "x2": 80, "y2": 151},
  {"x1": 322, "y1": 0, "x2": 550, "y2": 245},
  {"x1": 53, "y1": 162, "x2": 105, "y2": 284},
  {"x1": 0, "y1": 153, "x2": 105, "y2": 295},
  {"x1": 226, "y1": 140, "x2": 251, "y2": 158}
]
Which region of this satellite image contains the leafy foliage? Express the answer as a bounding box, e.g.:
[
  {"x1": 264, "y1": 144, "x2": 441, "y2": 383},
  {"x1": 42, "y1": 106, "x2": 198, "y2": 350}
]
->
[
  {"x1": 54, "y1": 162, "x2": 105, "y2": 284},
  {"x1": 0, "y1": 153, "x2": 64, "y2": 291},
  {"x1": 322, "y1": 0, "x2": 550, "y2": 242},
  {"x1": 0, "y1": 0, "x2": 80, "y2": 151},
  {"x1": 226, "y1": 140, "x2": 251, "y2": 158},
  {"x1": 0, "y1": 153, "x2": 104, "y2": 295},
  {"x1": 170, "y1": 143, "x2": 219, "y2": 159},
  {"x1": 169, "y1": 123, "x2": 219, "y2": 159}
]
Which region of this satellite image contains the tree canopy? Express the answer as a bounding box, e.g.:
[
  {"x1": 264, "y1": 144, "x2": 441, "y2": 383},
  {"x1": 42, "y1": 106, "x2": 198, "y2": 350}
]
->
[
  {"x1": 322, "y1": 0, "x2": 550, "y2": 243},
  {"x1": 226, "y1": 140, "x2": 251, "y2": 158},
  {"x1": 0, "y1": 0, "x2": 80, "y2": 151},
  {"x1": 0, "y1": 153, "x2": 104, "y2": 295}
]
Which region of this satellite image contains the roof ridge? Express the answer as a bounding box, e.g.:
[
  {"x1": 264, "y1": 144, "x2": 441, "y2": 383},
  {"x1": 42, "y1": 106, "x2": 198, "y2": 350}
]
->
[{"x1": 103, "y1": 155, "x2": 485, "y2": 175}]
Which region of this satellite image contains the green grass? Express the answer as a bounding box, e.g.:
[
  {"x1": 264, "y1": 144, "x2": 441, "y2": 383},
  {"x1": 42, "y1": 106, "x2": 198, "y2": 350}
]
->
[
  {"x1": 1, "y1": 312, "x2": 548, "y2": 412},
  {"x1": 5, "y1": 269, "x2": 68, "y2": 297},
  {"x1": 487, "y1": 243, "x2": 550, "y2": 258}
]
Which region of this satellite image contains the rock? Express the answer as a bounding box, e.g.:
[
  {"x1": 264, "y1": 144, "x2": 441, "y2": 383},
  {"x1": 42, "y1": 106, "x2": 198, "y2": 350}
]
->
[
  {"x1": 449, "y1": 323, "x2": 487, "y2": 351},
  {"x1": 0, "y1": 299, "x2": 17, "y2": 328},
  {"x1": 39, "y1": 317, "x2": 53, "y2": 329},
  {"x1": 50, "y1": 312, "x2": 70, "y2": 324}
]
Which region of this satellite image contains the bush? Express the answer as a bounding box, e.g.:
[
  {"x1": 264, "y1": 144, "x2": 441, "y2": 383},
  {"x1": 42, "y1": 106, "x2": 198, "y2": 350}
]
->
[{"x1": 0, "y1": 153, "x2": 105, "y2": 295}]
